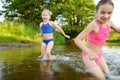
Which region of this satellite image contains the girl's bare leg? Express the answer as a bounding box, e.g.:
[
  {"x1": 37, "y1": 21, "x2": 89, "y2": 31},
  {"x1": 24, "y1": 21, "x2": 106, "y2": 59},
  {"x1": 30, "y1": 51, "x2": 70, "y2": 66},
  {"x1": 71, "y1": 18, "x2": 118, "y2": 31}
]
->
[
  {"x1": 41, "y1": 42, "x2": 47, "y2": 57},
  {"x1": 97, "y1": 56, "x2": 110, "y2": 74},
  {"x1": 46, "y1": 41, "x2": 54, "y2": 59},
  {"x1": 83, "y1": 56, "x2": 105, "y2": 80}
]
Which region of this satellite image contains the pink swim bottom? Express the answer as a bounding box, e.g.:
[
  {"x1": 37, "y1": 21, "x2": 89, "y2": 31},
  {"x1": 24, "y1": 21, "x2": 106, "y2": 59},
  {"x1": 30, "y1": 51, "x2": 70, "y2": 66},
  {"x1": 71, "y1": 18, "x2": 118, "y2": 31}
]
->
[{"x1": 82, "y1": 51, "x2": 103, "y2": 63}]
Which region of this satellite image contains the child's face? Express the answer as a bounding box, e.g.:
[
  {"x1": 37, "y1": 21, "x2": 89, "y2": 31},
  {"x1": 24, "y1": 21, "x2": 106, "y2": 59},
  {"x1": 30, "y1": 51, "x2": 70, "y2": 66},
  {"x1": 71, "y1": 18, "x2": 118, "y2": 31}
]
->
[
  {"x1": 42, "y1": 11, "x2": 50, "y2": 22},
  {"x1": 96, "y1": 3, "x2": 114, "y2": 23}
]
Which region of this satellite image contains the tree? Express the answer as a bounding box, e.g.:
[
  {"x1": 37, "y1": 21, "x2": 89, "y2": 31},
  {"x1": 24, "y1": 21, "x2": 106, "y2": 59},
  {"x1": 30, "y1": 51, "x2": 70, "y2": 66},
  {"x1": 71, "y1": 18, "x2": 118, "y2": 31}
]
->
[
  {"x1": 1, "y1": 0, "x2": 96, "y2": 37},
  {"x1": 1, "y1": 0, "x2": 45, "y2": 24},
  {"x1": 52, "y1": 0, "x2": 96, "y2": 37}
]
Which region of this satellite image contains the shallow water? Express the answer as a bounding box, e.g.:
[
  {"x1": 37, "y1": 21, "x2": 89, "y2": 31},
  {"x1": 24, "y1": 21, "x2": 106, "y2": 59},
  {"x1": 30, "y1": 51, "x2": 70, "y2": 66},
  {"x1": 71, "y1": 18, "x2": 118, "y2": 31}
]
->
[
  {"x1": 103, "y1": 45, "x2": 120, "y2": 80},
  {"x1": 0, "y1": 44, "x2": 120, "y2": 80}
]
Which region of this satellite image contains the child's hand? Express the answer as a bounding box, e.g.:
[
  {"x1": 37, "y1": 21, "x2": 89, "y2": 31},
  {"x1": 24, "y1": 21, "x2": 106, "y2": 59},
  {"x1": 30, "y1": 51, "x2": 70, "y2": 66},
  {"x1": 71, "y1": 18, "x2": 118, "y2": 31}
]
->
[
  {"x1": 65, "y1": 34, "x2": 70, "y2": 39},
  {"x1": 88, "y1": 51, "x2": 98, "y2": 60},
  {"x1": 36, "y1": 34, "x2": 41, "y2": 37}
]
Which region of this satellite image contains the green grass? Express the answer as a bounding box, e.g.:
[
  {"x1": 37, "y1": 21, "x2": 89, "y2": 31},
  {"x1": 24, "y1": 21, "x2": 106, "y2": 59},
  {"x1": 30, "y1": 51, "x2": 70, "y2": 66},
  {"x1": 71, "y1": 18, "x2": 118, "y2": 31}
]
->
[
  {"x1": 0, "y1": 21, "x2": 66, "y2": 44},
  {"x1": 0, "y1": 21, "x2": 39, "y2": 43},
  {"x1": 54, "y1": 31, "x2": 66, "y2": 45},
  {"x1": 107, "y1": 30, "x2": 120, "y2": 43},
  {"x1": 1, "y1": 21, "x2": 119, "y2": 44}
]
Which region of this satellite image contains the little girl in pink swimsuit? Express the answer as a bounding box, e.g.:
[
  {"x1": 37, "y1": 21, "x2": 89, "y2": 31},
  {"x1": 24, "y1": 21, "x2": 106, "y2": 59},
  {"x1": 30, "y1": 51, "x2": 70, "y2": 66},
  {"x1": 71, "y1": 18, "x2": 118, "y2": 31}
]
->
[{"x1": 74, "y1": 0, "x2": 120, "y2": 80}]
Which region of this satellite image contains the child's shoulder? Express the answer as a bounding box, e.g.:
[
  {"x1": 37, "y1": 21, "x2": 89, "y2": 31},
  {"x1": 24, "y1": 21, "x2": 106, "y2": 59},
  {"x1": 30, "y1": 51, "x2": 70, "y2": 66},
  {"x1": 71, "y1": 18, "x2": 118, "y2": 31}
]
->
[
  {"x1": 39, "y1": 22, "x2": 44, "y2": 27},
  {"x1": 108, "y1": 20, "x2": 114, "y2": 28},
  {"x1": 87, "y1": 20, "x2": 98, "y2": 28},
  {"x1": 108, "y1": 20, "x2": 113, "y2": 25},
  {"x1": 49, "y1": 21, "x2": 55, "y2": 25},
  {"x1": 49, "y1": 21, "x2": 54, "y2": 24}
]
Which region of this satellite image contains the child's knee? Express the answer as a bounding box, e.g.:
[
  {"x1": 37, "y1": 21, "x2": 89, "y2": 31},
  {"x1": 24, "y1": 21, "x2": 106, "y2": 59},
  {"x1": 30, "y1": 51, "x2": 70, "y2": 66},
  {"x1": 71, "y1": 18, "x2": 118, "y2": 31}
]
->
[{"x1": 87, "y1": 66, "x2": 105, "y2": 80}]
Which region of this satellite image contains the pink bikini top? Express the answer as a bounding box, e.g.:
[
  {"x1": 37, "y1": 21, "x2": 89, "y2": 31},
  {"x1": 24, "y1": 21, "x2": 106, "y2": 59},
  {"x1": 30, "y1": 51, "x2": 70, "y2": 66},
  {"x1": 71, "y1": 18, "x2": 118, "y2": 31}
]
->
[{"x1": 87, "y1": 20, "x2": 110, "y2": 45}]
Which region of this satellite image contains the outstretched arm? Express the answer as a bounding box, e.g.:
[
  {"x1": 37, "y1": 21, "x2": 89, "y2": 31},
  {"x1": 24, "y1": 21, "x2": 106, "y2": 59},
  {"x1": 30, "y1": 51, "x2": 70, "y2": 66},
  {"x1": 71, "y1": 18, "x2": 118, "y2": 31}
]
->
[
  {"x1": 51, "y1": 21, "x2": 70, "y2": 39},
  {"x1": 110, "y1": 20, "x2": 120, "y2": 33}
]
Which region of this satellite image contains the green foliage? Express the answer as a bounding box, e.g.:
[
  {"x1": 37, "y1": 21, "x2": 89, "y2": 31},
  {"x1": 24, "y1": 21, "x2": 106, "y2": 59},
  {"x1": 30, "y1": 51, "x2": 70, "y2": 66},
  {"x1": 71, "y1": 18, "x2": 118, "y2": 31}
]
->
[
  {"x1": 62, "y1": 25, "x2": 84, "y2": 38},
  {"x1": 0, "y1": 21, "x2": 40, "y2": 43},
  {"x1": 1, "y1": 0, "x2": 44, "y2": 25},
  {"x1": 0, "y1": 36, "x2": 19, "y2": 43},
  {"x1": 0, "y1": 22, "x2": 66, "y2": 44},
  {"x1": 53, "y1": 30, "x2": 66, "y2": 45},
  {"x1": 1, "y1": 0, "x2": 96, "y2": 38},
  {"x1": 107, "y1": 30, "x2": 120, "y2": 43},
  {"x1": 49, "y1": 0, "x2": 96, "y2": 37}
]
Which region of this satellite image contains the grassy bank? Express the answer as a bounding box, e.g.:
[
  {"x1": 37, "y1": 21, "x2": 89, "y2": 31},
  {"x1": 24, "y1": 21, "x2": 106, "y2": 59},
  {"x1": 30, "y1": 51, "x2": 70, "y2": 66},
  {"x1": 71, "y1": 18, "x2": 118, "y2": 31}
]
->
[
  {"x1": 0, "y1": 21, "x2": 66, "y2": 45},
  {"x1": 0, "y1": 21, "x2": 119, "y2": 45},
  {"x1": 107, "y1": 30, "x2": 120, "y2": 43}
]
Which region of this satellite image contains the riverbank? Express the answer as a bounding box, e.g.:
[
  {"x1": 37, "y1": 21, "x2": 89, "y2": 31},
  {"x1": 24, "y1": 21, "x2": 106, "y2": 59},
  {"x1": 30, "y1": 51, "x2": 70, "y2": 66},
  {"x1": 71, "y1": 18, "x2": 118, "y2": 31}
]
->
[
  {"x1": 0, "y1": 43, "x2": 39, "y2": 50},
  {"x1": 0, "y1": 41, "x2": 119, "y2": 50}
]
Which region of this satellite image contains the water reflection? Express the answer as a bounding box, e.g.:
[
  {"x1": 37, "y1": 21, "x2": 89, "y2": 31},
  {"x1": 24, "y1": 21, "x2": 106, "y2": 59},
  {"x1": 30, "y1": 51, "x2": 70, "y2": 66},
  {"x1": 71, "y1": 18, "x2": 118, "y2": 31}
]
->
[
  {"x1": 40, "y1": 61, "x2": 55, "y2": 80},
  {"x1": 0, "y1": 62, "x2": 3, "y2": 80},
  {"x1": 0, "y1": 44, "x2": 120, "y2": 80}
]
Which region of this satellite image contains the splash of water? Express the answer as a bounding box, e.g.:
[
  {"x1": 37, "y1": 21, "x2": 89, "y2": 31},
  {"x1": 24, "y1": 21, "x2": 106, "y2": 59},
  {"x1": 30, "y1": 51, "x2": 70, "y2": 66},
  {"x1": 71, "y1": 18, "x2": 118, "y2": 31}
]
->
[{"x1": 103, "y1": 47, "x2": 120, "y2": 80}]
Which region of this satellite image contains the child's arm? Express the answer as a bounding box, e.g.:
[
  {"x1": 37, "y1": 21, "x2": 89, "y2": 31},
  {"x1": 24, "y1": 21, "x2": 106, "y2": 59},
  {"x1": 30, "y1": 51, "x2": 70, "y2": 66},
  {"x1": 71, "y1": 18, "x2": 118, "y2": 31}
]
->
[
  {"x1": 50, "y1": 21, "x2": 70, "y2": 39},
  {"x1": 109, "y1": 20, "x2": 120, "y2": 33},
  {"x1": 74, "y1": 22, "x2": 98, "y2": 60},
  {"x1": 36, "y1": 33, "x2": 42, "y2": 37}
]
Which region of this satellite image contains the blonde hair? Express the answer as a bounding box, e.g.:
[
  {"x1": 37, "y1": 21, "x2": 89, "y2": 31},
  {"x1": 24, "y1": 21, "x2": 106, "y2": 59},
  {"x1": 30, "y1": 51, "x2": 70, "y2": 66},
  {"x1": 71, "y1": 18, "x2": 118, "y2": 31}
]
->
[{"x1": 42, "y1": 9, "x2": 52, "y2": 16}]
